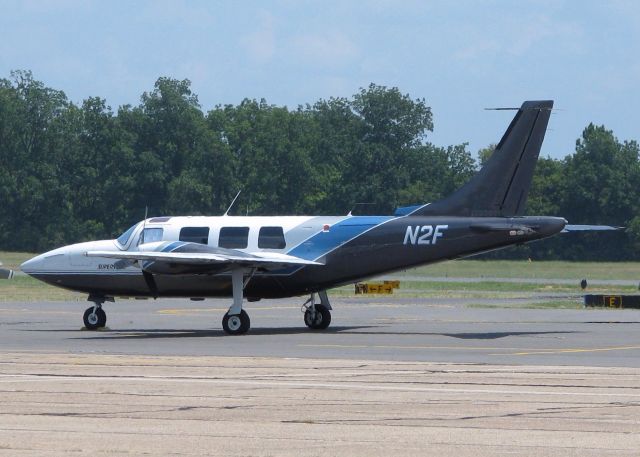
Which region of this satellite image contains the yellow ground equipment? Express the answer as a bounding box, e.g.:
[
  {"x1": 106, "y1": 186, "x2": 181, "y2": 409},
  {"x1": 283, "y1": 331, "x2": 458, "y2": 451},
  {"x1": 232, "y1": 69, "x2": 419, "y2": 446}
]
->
[{"x1": 355, "y1": 280, "x2": 400, "y2": 294}]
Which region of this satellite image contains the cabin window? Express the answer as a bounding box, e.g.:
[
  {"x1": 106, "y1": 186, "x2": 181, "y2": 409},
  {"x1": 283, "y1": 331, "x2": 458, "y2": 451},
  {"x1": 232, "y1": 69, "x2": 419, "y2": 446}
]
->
[
  {"x1": 258, "y1": 226, "x2": 286, "y2": 249},
  {"x1": 219, "y1": 227, "x2": 250, "y2": 249},
  {"x1": 138, "y1": 227, "x2": 164, "y2": 245},
  {"x1": 179, "y1": 227, "x2": 210, "y2": 245}
]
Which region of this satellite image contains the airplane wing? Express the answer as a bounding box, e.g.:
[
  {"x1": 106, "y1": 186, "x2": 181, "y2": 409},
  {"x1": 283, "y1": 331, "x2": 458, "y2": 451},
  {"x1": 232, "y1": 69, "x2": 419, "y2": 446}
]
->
[
  {"x1": 86, "y1": 249, "x2": 320, "y2": 266},
  {"x1": 86, "y1": 243, "x2": 321, "y2": 275}
]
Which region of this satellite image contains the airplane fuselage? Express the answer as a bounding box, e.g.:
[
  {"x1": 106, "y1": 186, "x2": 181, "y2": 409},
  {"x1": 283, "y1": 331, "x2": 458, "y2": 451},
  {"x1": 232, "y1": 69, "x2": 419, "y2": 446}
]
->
[{"x1": 22, "y1": 213, "x2": 566, "y2": 300}]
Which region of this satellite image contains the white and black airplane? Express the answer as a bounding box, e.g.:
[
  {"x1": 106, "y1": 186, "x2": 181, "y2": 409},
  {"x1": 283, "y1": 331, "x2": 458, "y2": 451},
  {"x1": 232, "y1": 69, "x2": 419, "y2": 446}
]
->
[{"x1": 22, "y1": 100, "x2": 576, "y2": 334}]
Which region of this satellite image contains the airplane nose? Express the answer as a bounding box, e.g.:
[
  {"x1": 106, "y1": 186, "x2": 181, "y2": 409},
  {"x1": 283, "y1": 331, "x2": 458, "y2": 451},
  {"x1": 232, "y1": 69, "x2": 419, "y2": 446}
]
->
[
  {"x1": 20, "y1": 246, "x2": 69, "y2": 275},
  {"x1": 21, "y1": 240, "x2": 119, "y2": 276},
  {"x1": 20, "y1": 254, "x2": 45, "y2": 274}
]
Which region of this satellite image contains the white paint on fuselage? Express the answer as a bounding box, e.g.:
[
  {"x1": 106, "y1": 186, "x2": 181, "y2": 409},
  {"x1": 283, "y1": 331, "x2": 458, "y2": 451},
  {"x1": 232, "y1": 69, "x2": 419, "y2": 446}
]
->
[
  {"x1": 126, "y1": 215, "x2": 348, "y2": 253},
  {"x1": 145, "y1": 216, "x2": 315, "y2": 251},
  {"x1": 20, "y1": 215, "x2": 348, "y2": 275},
  {"x1": 20, "y1": 239, "x2": 130, "y2": 275}
]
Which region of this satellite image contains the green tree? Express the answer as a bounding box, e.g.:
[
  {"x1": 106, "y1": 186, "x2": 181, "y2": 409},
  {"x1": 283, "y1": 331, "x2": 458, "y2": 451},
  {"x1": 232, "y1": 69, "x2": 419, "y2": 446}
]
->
[
  {"x1": 0, "y1": 71, "x2": 71, "y2": 250},
  {"x1": 550, "y1": 125, "x2": 638, "y2": 260},
  {"x1": 561, "y1": 124, "x2": 639, "y2": 226},
  {"x1": 477, "y1": 143, "x2": 496, "y2": 166},
  {"x1": 207, "y1": 100, "x2": 318, "y2": 215},
  {"x1": 352, "y1": 83, "x2": 433, "y2": 150},
  {"x1": 335, "y1": 84, "x2": 436, "y2": 213},
  {"x1": 526, "y1": 156, "x2": 564, "y2": 216}
]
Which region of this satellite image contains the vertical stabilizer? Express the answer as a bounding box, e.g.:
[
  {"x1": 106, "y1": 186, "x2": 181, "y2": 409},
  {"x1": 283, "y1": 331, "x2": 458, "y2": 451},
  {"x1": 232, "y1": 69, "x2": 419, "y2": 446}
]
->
[{"x1": 413, "y1": 100, "x2": 553, "y2": 217}]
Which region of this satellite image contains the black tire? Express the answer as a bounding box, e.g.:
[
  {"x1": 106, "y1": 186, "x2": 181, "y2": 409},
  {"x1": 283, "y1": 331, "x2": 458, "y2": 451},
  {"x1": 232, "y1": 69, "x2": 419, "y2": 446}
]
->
[
  {"x1": 304, "y1": 304, "x2": 331, "y2": 330},
  {"x1": 96, "y1": 308, "x2": 107, "y2": 328},
  {"x1": 83, "y1": 307, "x2": 106, "y2": 330},
  {"x1": 222, "y1": 310, "x2": 250, "y2": 335}
]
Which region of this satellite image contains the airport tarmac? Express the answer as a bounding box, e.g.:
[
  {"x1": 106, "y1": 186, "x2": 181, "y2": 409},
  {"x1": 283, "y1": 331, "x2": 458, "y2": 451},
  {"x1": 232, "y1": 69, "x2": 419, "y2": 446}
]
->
[
  {"x1": 1, "y1": 297, "x2": 639, "y2": 455},
  {"x1": 1, "y1": 297, "x2": 640, "y2": 366}
]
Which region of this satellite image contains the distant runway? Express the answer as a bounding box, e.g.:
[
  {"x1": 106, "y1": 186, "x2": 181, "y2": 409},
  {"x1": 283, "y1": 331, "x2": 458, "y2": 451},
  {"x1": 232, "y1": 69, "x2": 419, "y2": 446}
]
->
[
  {"x1": 1, "y1": 297, "x2": 640, "y2": 456},
  {"x1": 1, "y1": 296, "x2": 640, "y2": 366}
]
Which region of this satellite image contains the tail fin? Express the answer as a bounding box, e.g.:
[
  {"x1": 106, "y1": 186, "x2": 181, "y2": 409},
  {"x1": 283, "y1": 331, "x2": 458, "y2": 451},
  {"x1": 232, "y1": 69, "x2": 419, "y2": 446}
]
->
[{"x1": 414, "y1": 100, "x2": 553, "y2": 217}]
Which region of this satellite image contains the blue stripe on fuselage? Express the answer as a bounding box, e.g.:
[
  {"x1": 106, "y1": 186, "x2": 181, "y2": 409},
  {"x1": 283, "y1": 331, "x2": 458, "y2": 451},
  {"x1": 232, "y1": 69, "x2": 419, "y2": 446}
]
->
[
  {"x1": 161, "y1": 241, "x2": 185, "y2": 252},
  {"x1": 287, "y1": 216, "x2": 394, "y2": 261}
]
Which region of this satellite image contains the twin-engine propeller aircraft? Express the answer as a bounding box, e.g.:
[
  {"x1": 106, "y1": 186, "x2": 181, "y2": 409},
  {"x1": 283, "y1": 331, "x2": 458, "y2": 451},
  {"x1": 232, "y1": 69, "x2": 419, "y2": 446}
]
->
[{"x1": 23, "y1": 100, "x2": 571, "y2": 334}]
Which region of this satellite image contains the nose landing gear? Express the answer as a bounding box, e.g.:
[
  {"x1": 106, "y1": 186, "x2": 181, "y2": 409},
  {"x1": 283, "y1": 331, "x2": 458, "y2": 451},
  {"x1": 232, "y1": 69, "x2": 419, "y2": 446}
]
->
[{"x1": 83, "y1": 296, "x2": 112, "y2": 330}]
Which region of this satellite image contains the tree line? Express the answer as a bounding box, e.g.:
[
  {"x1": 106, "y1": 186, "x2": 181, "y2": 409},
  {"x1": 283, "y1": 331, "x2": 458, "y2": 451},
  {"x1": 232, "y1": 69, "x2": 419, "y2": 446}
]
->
[{"x1": 1, "y1": 70, "x2": 638, "y2": 259}]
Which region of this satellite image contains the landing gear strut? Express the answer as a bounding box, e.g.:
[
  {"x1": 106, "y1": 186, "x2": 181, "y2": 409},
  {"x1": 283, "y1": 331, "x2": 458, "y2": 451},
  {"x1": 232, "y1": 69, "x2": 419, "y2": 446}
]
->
[
  {"x1": 222, "y1": 269, "x2": 254, "y2": 335},
  {"x1": 83, "y1": 296, "x2": 111, "y2": 330},
  {"x1": 303, "y1": 290, "x2": 332, "y2": 330}
]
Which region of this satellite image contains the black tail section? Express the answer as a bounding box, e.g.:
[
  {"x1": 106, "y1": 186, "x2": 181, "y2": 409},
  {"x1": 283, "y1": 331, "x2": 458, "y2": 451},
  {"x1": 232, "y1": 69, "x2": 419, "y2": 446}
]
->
[{"x1": 414, "y1": 100, "x2": 553, "y2": 217}]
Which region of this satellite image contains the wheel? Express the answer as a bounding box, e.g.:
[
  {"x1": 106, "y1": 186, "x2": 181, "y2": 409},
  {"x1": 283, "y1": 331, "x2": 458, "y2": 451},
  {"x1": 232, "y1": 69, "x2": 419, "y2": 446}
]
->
[
  {"x1": 222, "y1": 310, "x2": 250, "y2": 335},
  {"x1": 83, "y1": 307, "x2": 106, "y2": 330},
  {"x1": 304, "y1": 303, "x2": 331, "y2": 330},
  {"x1": 96, "y1": 308, "x2": 107, "y2": 328}
]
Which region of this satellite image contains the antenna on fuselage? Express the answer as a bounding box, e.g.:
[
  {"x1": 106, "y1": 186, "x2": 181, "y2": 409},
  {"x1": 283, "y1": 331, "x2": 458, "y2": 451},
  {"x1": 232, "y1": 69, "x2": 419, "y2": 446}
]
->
[
  {"x1": 140, "y1": 206, "x2": 148, "y2": 245},
  {"x1": 223, "y1": 190, "x2": 242, "y2": 217}
]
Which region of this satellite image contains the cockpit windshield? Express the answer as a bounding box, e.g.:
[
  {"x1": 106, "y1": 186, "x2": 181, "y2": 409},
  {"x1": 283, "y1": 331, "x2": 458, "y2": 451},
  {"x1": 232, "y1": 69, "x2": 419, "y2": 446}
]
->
[{"x1": 116, "y1": 223, "x2": 139, "y2": 248}]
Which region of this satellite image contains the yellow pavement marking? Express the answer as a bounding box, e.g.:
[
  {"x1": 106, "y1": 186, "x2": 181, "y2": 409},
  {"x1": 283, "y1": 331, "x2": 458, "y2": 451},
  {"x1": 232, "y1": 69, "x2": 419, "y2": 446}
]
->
[
  {"x1": 158, "y1": 306, "x2": 299, "y2": 315},
  {"x1": 299, "y1": 343, "x2": 532, "y2": 351},
  {"x1": 0, "y1": 308, "x2": 74, "y2": 315},
  {"x1": 299, "y1": 343, "x2": 640, "y2": 355},
  {"x1": 503, "y1": 346, "x2": 640, "y2": 356},
  {"x1": 157, "y1": 308, "x2": 222, "y2": 315}
]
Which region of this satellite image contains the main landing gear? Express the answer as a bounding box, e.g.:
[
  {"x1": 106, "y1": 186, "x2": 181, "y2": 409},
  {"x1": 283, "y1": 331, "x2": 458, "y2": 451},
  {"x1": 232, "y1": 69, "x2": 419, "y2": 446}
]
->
[
  {"x1": 222, "y1": 269, "x2": 254, "y2": 335},
  {"x1": 302, "y1": 290, "x2": 332, "y2": 330},
  {"x1": 220, "y1": 269, "x2": 333, "y2": 335},
  {"x1": 83, "y1": 295, "x2": 112, "y2": 330}
]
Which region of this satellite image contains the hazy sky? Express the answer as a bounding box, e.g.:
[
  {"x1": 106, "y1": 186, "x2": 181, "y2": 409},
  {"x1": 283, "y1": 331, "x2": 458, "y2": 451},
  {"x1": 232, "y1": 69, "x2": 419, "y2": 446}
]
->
[{"x1": 1, "y1": 0, "x2": 638, "y2": 159}]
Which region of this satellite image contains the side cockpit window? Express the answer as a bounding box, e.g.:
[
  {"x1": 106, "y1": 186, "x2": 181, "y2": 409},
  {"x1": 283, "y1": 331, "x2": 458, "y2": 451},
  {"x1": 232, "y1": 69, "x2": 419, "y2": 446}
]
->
[
  {"x1": 179, "y1": 227, "x2": 210, "y2": 245},
  {"x1": 138, "y1": 227, "x2": 164, "y2": 245},
  {"x1": 258, "y1": 226, "x2": 286, "y2": 249},
  {"x1": 219, "y1": 227, "x2": 249, "y2": 249}
]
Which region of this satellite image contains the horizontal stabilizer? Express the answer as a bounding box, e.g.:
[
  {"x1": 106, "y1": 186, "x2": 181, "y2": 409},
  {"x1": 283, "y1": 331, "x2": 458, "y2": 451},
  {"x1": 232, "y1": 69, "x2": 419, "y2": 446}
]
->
[{"x1": 561, "y1": 225, "x2": 623, "y2": 233}]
